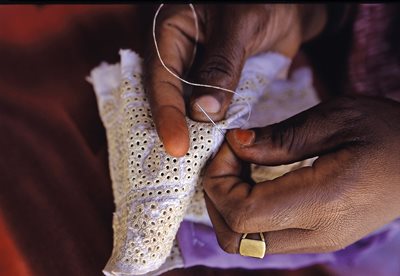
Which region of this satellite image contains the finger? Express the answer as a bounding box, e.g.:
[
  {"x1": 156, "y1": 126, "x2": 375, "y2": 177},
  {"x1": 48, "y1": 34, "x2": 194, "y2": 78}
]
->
[
  {"x1": 203, "y1": 142, "x2": 252, "y2": 211},
  {"x1": 189, "y1": 6, "x2": 258, "y2": 122},
  {"x1": 203, "y1": 140, "x2": 356, "y2": 233},
  {"x1": 206, "y1": 214, "x2": 344, "y2": 255},
  {"x1": 226, "y1": 96, "x2": 367, "y2": 165},
  {"x1": 145, "y1": 6, "x2": 201, "y2": 157},
  {"x1": 204, "y1": 194, "x2": 241, "y2": 254},
  {"x1": 263, "y1": 228, "x2": 344, "y2": 254},
  {"x1": 205, "y1": 178, "x2": 349, "y2": 255}
]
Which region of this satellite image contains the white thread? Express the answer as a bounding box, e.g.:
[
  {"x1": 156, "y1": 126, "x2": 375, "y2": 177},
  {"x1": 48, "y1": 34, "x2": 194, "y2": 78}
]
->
[
  {"x1": 152, "y1": 3, "x2": 252, "y2": 129},
  {"x1": 195, "y1": 103, "x2": 225, "y2": 137}
]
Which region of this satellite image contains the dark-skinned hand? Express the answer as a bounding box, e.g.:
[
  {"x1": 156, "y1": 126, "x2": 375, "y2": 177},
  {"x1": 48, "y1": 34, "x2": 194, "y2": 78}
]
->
[
  {"x1": 202, "y1": 95, "x2": 400, "y2": 254},
  {"x1": 144, "y1": 4, "x2": 327, "y2": 157}
]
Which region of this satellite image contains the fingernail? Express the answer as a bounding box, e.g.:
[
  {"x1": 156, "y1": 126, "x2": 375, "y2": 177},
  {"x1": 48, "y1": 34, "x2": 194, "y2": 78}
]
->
[
  {"x1": 194, "y1": 95, "x2": 221, "y2": 114},
  {"x1": 233, "y1": 129, "x2": 255, "y2": 146}
]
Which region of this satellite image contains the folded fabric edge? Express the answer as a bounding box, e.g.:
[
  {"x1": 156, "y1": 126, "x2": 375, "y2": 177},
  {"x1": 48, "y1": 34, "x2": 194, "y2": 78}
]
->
[{"x1": 87, "y1": 62, "x2": 122, "y2": 98}]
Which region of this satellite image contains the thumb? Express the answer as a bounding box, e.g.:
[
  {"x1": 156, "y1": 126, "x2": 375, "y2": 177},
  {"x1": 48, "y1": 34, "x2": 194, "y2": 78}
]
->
[
  {"x1": 226, "y1": 97, "x2": 365, "y2": 165},
  {"x1": 189, "y1": 9, "x2": 251, "y2": 122}
]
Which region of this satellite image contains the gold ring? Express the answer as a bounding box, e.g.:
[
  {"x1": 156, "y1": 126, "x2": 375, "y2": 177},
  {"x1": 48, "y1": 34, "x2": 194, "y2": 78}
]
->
[{"x1": 239, "y1": 232, "x2": 266, "y2": 259}]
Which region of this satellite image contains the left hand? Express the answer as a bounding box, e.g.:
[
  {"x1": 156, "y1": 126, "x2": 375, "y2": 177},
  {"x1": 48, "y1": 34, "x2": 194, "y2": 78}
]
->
[
  {"x1": 144, "y1": 4, "x2": 327, "y2": 157},
  {"x1": 202, "y1": 95, "x2": 400, "y2": 254}
]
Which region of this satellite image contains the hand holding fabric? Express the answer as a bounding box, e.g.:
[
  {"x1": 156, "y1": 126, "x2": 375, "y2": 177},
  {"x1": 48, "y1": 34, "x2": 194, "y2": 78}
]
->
[
  {"x1": 203, "y1": 95, "x2": 400, "y2": 254},
  {"x1": 144, "y1": 4, "x2": 327, "y2": 157}
]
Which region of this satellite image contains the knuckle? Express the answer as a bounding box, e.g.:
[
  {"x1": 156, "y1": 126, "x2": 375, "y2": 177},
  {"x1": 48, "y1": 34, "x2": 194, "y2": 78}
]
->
[
  {"x1": 158, "y1": 17, "x2": 178, "y2": 35},
  {"x1": 223, "y1": 203, "x2": 248, "y2": 233},
  {"x1": 270, "y1": 120, "x2": 308, "y2": 155},
  {"x1": 198, "y1": 54, "x2": 236, "y2": 83}
]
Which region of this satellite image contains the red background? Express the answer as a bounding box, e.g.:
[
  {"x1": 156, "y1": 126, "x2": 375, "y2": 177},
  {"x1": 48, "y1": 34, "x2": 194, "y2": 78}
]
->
[{"x1": 0, "y1": 5, "x2": 329, "y2": 276}]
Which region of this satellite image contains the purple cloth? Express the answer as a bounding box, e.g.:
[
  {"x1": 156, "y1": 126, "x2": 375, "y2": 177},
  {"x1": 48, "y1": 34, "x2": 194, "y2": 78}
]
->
[
  {"x1": 177, "y1": 221, "x2": 334, "y2": 269},
  {"x1": 177, "y1": 219, "x2": 400, "y2": 275}
]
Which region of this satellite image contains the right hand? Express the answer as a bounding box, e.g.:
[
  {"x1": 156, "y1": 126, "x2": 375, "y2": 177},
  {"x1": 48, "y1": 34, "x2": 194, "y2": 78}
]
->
[
  {"x1": 144, "y1": 4, "x2": 327, "y2": 157},
  {"x1": 202, "y1": 95, "x2": 400, "y2": 254}
]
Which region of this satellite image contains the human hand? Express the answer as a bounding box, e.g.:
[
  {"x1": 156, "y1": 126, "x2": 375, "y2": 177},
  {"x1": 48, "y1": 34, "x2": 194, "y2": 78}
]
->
[
  {"x1": 202, "y1": 95, "x2": 400, "y2": 254},
  {"x1": 144, "y1": 4, "x2": 327, "y2": 157}
]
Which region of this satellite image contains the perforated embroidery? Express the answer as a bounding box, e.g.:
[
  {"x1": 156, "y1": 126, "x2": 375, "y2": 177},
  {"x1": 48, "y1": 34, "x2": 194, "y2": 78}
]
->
[
  {"x1": 89, "y1": 49, "x2": 319, "y2": 276},
  {"x1": 93, "y1": 51, "x2": 229, "y2": 275}
]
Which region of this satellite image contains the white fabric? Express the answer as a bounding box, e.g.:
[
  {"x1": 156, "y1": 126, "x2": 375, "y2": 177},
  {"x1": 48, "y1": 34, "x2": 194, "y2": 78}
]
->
[{"x1": 88, "y1": 49, "x2": 319, "y2": 276}]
